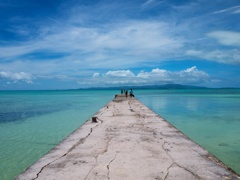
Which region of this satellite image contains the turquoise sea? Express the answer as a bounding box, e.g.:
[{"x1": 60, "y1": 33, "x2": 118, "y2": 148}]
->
[
  {"x1": 0, "y1": 90, "x2": 117, "y2": 180},
  {"x1": 0, "y1": 89, "x2": 239, "y2": 179},
  {"x1": 137, "y1": 89, "x2": 240, "y2": 175}
]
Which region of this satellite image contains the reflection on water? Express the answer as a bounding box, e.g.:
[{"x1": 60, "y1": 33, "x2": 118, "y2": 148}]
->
[{"x1": 137, "y1": 89, "x2": 240, "y2": 174}]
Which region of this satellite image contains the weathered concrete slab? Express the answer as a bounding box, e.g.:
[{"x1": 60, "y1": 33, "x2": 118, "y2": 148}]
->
[{"x1": 17, "y1": 94, "x2": 240, "y2": 180}]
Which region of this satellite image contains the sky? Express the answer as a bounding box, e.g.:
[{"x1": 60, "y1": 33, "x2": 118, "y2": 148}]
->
[{"x1": 0, "y1": 0, "x2": 240, "y2": 90}]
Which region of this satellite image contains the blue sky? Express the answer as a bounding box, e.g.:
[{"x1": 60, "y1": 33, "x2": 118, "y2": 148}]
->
[{"x1": 0, "y1": 0, "x2": 240, "y2": 89}]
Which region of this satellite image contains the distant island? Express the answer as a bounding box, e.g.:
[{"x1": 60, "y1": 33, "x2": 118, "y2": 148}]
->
[
  {"x1": 79, "y1": 84, "x2": 207, "y2": 90},
  {"x1": 67, "y1": 84, "x2": 238, "y2": 91}
]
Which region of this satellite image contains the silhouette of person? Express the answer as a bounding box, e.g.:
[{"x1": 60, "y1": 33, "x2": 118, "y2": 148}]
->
[{"x1": 130, "y1": 89, "x2": 134, "y2": 97}]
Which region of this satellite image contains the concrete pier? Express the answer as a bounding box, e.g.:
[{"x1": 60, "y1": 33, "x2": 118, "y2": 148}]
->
[{"x1": 17, "y1": 94, "x2": 239, "y2": 180}]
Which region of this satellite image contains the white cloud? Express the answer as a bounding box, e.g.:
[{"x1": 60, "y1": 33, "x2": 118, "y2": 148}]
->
[
  {"x1": 141, "y1": 0, "x2": 164, "y2": 9},
  {"x1": 105, "y1": 70, "x2": 134, "y2": 77},
  {"x1": 0, "y1": 0, "x2": 239, "y2": 90},
  {"x1": 0, "y1": 20, "x2": 183, "y2": 70},
  {"x1": 138, "y1": 66, "x2": 209, "y2": 83},
  {"x1": 207, "y1": 31, "x2": 240, "y2": 46},
  {"x1": 234, "y1": 9, "x2": 240, "y2": 14},
  {"x1": 186, "y1": 49, "x2": 240, "y2": 64},
  {"x1": 92, "y1": 72, "x2": 100, "y2": 78},
  {"x1": 212, "y1": 5, "x2": 240, "y2": 14},
  {"x1": 178, "y1": 66, "x2": 209, "y2": 82},
  {"x1": 137, "y1": 68, "x2": 171, "y2": 79},
  {"x1": 186, "y1": 50, "x2": 202, "y2": 56},
  {"x1": 0, "y1": 71, "x2": 34, "y2": 84},
  {"x1": 0, "y1": 20, "x2": 186, "y2": 88},
  {"x1": 92, "y1": 66, "x2": 210, "y2": 86}
]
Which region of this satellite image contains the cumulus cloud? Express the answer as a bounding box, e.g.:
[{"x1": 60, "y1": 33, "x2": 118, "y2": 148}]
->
[
  {"x1": 105, "y1": 70, "x2": 134, "y2": 77},
  {"x1": 92, "y1": 66, "x2": 210, "y2": 86},
  {"x1": 0, "y1": 71, "x2": 34, "y2": 84},
  {"x1": 138, "y1": 66, "x2": 209, "y2": 83},
  {"x1": 92, "y1": 72, "x2": 100, "y2": 78},
  {"x1": 0, "y1": 0, "x2": 239, "y2": 89},
  {"x1": 178, "y1": 66, "x2": 209, "y2": 82},
  {"x1": 137, "y1": 68, "x2": 170, "y2": 79},
  {"x1": 207, "y1": 31, "x2": 240, "y2": 46}
]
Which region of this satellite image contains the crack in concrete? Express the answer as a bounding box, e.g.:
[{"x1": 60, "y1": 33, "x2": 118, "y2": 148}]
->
[
  {"x1": 162, "y1": 141, "x2": 201, "y2": 180},
  {"x1": 98, "y1": 111, "x2": 105, "y2": 116},
  {"x1": 107, "y1": 153, "x2": 118, "y2": 180},
  {"x1": 18, "y1": 96, "x2": 240, "y2": 180},
  {"x1": 128, "y1": 101, "x2": 132, "y2": 109},
  {"x1": 84, "y1": 156, "x2": 98, "y2": 180},
  {"x1": 34, "y1": 127, "x2": 95, "y2": 179},
  {"x1": 136, "y1": 113, "x2": 145, "y2": 119},
  {"x1": 101, "y1": 137, "x2": 113, "y2": 157},
  {"x1": 164, "y1": 162, "x2": 175, "y2": 180},
  {"x1": 84, "y1": 137, "x2": 113, "y2": 180},
  {"x1": 128, "y1": 100, "x2": 146, "y2": 120},
  {"x1": 82, "y1": 134, "x2": 114, "y2": 180}
]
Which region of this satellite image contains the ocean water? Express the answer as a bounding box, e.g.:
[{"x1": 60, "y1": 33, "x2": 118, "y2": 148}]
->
[
  {"x1": 0, "y1": 89, "x2": 239, "y2": 179},
  {"x1": 0, "y1": 90, "x2": 117, "y2": 180},
  {"x1": 136, "y1": 89, "x2": 240, "y2": 174}
]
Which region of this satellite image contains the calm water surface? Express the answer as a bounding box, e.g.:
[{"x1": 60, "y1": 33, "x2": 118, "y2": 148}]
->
[
  {"x1": 0, "y1": 90, "x2": 117, "y2": 180},
  {"x1": 136, "y1": 89, "x2": 240, "y2": 174},
  {"x1": 0, "y1": 89, "x2": 239, "y2": 179}
]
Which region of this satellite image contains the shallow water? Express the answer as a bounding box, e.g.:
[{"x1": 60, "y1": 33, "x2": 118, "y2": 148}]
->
[
  {"x1": 0, "y1": 90, "x2": 117, "y2": 180},
  {"x1": 0, "y1": 89, "x2": 239, "y2": 179},
  {"x1": 136, "y1": 89, "x2": 240, "y2": 174}
]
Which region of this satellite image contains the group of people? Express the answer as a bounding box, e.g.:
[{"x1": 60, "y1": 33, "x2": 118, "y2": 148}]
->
[{"x1": 121, "y1": 89, "x2": 135, "y2": 98}]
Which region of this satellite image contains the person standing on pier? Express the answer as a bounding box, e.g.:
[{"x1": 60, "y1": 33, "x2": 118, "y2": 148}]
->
[{"x1": 130, "y1": 89, "x2": 135, "y2": 97}]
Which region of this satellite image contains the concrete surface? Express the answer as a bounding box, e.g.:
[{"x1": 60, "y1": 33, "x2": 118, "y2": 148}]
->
[{"x1": 17, "y1": 94, "x2": 240, "y2": 180}]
